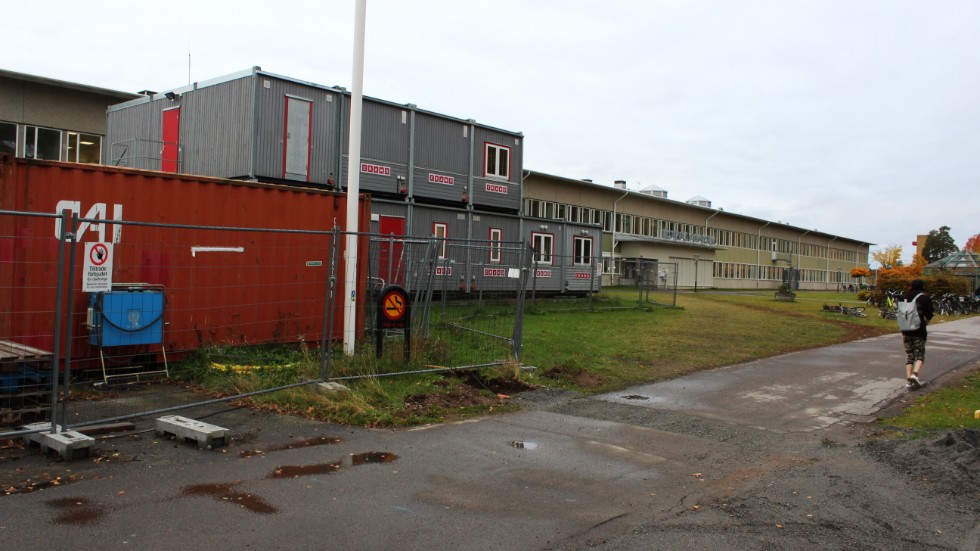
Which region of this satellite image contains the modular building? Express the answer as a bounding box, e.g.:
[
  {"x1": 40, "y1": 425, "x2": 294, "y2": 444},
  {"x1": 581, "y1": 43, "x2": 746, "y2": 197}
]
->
[{"x1": 105, "y1": 67, "x2": 601, "y2": 294}]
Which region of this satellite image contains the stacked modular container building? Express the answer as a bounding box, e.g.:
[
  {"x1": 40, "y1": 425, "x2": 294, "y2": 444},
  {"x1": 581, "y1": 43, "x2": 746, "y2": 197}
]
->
[{"x1": 106, "y1": 67, "x2": 600, "y2": 294}]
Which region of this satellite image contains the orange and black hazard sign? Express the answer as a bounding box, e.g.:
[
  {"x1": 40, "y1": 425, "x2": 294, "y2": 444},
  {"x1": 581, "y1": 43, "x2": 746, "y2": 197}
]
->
[
  {"x1": 376, "y1": 285, "x2": 411, "y2": 360},
  {"x1": 381, "y1": 289, "x2": 408, "y2": 322}
]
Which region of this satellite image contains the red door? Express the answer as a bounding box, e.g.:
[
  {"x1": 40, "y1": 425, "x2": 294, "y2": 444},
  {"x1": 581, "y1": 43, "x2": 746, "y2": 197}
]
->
[
  {"x1": 161, "y1": 107, "x2": 181, "y2": 173},
  {"x1": 378, "y1": 216, "x2": 406, "y2": 286}
]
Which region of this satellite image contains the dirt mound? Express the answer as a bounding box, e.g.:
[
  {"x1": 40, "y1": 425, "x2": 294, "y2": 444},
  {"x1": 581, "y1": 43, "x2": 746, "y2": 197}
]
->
[
  {"x1": 863, "y1": 429, "x2": 980, "y2": 498},
  {"x1": 403, "y1": 373, "x2": 535, "y2": 413},
  {"x1": 542, "y1": 364, "x2": 606, "y2": 388}
]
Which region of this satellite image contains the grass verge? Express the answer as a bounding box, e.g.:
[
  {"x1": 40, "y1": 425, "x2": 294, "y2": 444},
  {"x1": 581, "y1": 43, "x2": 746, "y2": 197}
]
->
[
  {"x1": 169, "y1": 289, "x2": 975, "y2": 428},
  {"x1": 878, "y1": 367, "x2": 980, "y2": 432}
]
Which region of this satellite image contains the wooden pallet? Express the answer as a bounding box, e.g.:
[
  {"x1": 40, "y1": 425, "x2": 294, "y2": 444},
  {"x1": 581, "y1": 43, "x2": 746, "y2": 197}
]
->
[{"x1": 0, "y1": 340, "x2": 54, "y2": 428}]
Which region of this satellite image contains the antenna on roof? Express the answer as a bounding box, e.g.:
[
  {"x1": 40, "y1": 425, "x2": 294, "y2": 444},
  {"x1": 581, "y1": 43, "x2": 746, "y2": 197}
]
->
[{"x1": 188, "y1": 52, "x2": 191, "y2": 85}]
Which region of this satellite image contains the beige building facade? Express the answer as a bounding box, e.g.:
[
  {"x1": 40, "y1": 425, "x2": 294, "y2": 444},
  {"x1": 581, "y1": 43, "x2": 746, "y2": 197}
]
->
[
  {"x1": 522, "y1": 171, "x2": 871, "y2": 290},
  {"x1": 0, "y1": 69, "x2": 139, "y2": 164}
]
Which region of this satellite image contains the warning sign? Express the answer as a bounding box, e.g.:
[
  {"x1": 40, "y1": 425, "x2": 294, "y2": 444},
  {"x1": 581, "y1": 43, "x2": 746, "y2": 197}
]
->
[
  {"x1": 376, "y1": 285, "x2": 411, "y2": 360},
  {"x1": 83, "y1": 242, "x2": 113, "y2": 292},
  {"x1": 383, "y1": 292, "x2": 407, "y2": 322}
]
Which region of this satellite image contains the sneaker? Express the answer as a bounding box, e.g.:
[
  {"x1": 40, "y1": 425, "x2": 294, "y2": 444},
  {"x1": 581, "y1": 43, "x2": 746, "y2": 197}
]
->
[
  {"x1": 906, "y1": 378, "x2": 915, "y2": 389},
  {"x1": 909, "y1": 375, "x2": 922, "y2": 389}
]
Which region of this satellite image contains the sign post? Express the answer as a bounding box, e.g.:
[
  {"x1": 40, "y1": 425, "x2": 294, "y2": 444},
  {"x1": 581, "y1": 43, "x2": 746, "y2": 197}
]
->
[{"x1": 376, "y1": 285, "x2": 411, "y2": 361}]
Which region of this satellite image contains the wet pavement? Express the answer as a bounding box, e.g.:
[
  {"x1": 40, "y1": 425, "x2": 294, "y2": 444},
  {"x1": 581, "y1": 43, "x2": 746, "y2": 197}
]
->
[
  {"x1": 0, "y1": 317, "x2": 978, "y2": 550},
  {"x1": 593, "y1": 317, "x2": 980, "y2": 432}
]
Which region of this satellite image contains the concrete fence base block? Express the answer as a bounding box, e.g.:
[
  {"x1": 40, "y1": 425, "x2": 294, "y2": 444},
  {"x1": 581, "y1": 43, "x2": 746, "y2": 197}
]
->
[
  {"x1": 21, "y1": 422, "x2": 95, "y2": 460},
  {"x1": 315, "y1": 382, "x2": 350, "y2": 395},
  {"x1": 155, "y1": 415, "x2": 229, "y2": 449}
]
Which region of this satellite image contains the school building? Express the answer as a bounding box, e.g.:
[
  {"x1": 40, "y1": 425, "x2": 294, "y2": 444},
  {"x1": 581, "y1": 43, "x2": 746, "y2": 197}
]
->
[{"x1": 522, "y1": 171, "x2": 870, "y2": 290}]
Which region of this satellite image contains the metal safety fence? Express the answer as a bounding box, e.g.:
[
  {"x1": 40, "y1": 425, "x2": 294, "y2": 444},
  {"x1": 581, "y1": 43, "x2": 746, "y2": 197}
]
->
[
  {"x1": 630, "y1": 260, "x2": 679, "y2": 308},
  {"x1": 0, "y1": 208, "x2": 539, "y2": 439}
]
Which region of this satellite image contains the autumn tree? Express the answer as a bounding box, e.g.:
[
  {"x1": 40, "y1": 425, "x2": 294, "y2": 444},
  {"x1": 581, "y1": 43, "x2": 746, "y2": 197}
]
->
[
  {"x1": 908, "y1": 253, "x2": 927, "y2": 277},
  {"x1": 965, "y1": 233, "x2": 980, "y2": 253},
  {"x1": 850, "y1": 267, "x2": 871, "y2": 278},
  {"x1": 871, "y1": 245, "x2": 903, "y2": 269},
  {"x1": 922, "y1": 226, "x2": 957, "y2": 262}
]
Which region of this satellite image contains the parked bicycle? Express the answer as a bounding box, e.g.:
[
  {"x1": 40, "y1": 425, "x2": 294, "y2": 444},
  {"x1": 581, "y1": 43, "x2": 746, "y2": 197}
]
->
[
  {"x1": 934, "y1": 293, "x2": 980, "y2": 316},
  {"x1": 877, "y1": 289, "x2": 901, "y2": 320}
]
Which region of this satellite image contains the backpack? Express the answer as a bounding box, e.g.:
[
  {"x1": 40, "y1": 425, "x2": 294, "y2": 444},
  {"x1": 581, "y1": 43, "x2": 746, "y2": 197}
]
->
[{"x1": 897, "y1": 293, "x2": 924, "y2": 332}]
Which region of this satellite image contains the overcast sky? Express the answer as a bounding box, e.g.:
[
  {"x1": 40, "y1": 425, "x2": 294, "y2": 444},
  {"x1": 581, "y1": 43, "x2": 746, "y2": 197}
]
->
[{"x1": 8, "y1": 1, "x2": 979, "y2": 264}]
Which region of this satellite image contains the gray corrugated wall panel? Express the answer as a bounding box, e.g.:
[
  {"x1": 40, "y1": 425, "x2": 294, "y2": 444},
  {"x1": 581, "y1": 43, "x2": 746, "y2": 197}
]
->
[
  {"x1": 410, "y1": 205, "x2": 469, "y2": 240},
  {"x1": 410, "y1": 113, "x2": 470, "y2": 203},
  {"x1": 362, "y1": 100, "x2": 409, "y2": 163},
  {"x1": 524, "y1": 217, "x2": 562, "y2": 292},
  {"x1": 342, "y1": 101, "x2": 412, "y2": 196},
  {"x1": 181, "y1": 77, "x2": 253, "y2": 178},
  {"x1": 106, "y1": 79, "x2": 254, "y2": 179},
  {"x1": 106, "y1": 99, "x2": 165, "y2": 170},
  {"x1": 372, "y1": 201, "x2": 409, "y2": 218},
  {"x1": 253, "y1": 75, "x2": 340, "y2": 186},
  {"x1": 340, "y1": 156, "x2": 409, "y2": 196},
  {"x1": 563, "y1": 222, "x2": 601, "y2": 292},
  {"x1": 471, "y1": 127, "x2": 522, "y2": 212},
  {"x1": 410, "y1": 204, "x2": 468, "y2": 286},
  {"x1": 415, "y1": 113, "x2": 469, "y2": 173},
  {"x1": 470, "y1": 211, "x2": 522, "y2": 244},
  {"x1": 412, "y1": 166, "x2": 466, "y2": 203}
]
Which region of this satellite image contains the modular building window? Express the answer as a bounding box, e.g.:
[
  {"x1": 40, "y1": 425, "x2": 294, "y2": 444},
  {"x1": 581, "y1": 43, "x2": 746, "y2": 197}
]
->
[
  {"x1": 485, "y1": 143, "x2": 510, "y2": 180},
  {"x1": 489, "y1": 228, "x2": 502, "y2": 263},
  {"x1": 531, "y1": 232, "x2": 553, "y2": 264},
  {"x1": 25, "y1": 126, "x2": 62, "y2": 160},
  {"x1": 0, "y1": 122, "x2": 16, "y2": 155},
  {"x1": 574, "y1": 236, "x2": 593, "y2": 265},
  {"x1": 433, "y1": 222, "x2": 448, "y2": 259}
]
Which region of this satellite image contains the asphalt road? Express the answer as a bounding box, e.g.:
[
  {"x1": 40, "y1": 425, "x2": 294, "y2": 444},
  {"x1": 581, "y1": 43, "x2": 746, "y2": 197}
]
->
[{"x1": 1, "y1": 317, "x2": 979, "y2": 550}]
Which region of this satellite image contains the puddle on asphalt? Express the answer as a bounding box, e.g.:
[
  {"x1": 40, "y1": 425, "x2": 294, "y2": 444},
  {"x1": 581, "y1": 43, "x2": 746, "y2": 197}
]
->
[
  {"x1": 623, "y1": 394, "x2": 649, "y2": 400},
  {"x1": 46, "y1": 496, "x2": 105, "y2": 525},
  {"x1": 269, "y1": 451, "x2": 399, "y2": 479},
  {"x1": 239, "y1": 436, "x2": 342, "y2": 458},
  {"x1": 511, "y1": 441, "x2": 539, "y2": 450},
  {"x1": 180, "y1": 482, "x2": 278, "y2": 514},
  {"x1": 351, "y1": 451, "x2": 398, "y2": 466},
  {"x1": 272, "y1": 462, "x2": 342, "y2": 478}
]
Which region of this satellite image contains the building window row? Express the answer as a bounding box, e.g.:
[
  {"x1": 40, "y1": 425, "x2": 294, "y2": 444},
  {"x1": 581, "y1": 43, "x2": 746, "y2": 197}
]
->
[
  {"x1": 524, "y1": 197, "x2": 860, "y2": 262},
  {"x1": 712, "y1": 262, "x2": 860, "y2": 284},
  {"x1": 430, "y1": 222, "x2": 593, "y2": 268},
  {"x1": 0, "y1": 121, "x2": 102, "y2": 164}
]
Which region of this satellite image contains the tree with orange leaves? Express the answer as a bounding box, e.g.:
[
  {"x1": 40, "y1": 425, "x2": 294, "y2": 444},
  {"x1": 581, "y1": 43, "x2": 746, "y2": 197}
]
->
[
  {"x1": 965, "y1": 233, "x2": 980, "y2": 253},
  {"x1": 908, "y1": 253, "x2": 927, "y2": 277}
]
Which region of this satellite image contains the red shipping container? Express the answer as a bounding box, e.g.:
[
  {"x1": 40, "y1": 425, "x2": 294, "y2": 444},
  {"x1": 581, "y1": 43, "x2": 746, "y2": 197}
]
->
[{"x1": 0, "y1": 156, "x2": 370, "y2": 368}]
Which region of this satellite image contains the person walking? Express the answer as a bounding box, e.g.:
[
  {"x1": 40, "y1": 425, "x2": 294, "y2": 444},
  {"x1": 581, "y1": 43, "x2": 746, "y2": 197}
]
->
[{"x1": 901, "y1": 279, "x2": 934, "y2": 389}]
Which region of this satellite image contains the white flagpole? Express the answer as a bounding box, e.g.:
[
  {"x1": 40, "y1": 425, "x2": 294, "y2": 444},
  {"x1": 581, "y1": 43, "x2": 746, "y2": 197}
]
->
[{"x1": 343, "y1": 0, "x2": 367, "y2": 355}]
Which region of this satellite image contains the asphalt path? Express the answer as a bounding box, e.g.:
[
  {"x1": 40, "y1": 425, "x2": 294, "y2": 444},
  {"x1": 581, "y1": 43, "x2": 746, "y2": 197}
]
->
[{"x1": 1, "y1": 317, "x2": 978, "y2": 550}]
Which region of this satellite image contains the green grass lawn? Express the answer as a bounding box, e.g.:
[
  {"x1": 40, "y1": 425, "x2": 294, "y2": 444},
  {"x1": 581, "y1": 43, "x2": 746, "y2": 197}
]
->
[
  {"x1": 880, "y1": 369, "x2": 980, "y2": 431},
  {"x1": 170, "y1": 289, "x2": 977, "y2": 428}
]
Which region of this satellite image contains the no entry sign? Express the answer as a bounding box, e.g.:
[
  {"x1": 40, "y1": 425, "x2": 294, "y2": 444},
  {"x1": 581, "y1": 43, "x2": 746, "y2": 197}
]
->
[{"x1": 83, "y1": 242, "x2": 114, "y2": 292}]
